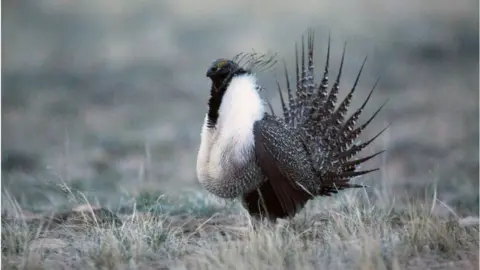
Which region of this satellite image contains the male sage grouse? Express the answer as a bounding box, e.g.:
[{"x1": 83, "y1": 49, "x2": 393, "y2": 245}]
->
[{"x1": 196, "y1": 29, "x2": 387, "y2": 222}]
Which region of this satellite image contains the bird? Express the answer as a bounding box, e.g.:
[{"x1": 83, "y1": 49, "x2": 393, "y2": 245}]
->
[{"x1": 196, "y1": 29, "x2": 388, "y2": 222}]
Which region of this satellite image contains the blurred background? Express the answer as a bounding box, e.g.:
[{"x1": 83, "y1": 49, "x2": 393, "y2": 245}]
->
[{"x1": 2, "y1": 0, "x2": 479, "y2": 215}]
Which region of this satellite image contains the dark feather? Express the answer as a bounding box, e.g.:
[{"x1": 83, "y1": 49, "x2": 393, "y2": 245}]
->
[
  {"x1": 225, "y1": 29, "x2": 388, "y2": 222},
  {"x1": 334, "y1": 125, "x2": 390, "y2": 161},
  {"x1": 338, "y1": 77, "x2": 380, "y2": 137},
  {"x1": 328, "y1": 56, "x2": 368, "y2": 131},
  {"x1": 251, "y1": 116, "x2": 313, "y2": 219},
  {"x1": 319, "y1": 42, "x2": 347, "y2": 123},
  {"x1": 342, "y1": 150, "x2": 385, "y2": 169},
  {"x1": 340, "y1": 99, "x2": 389, "y2": 149},
  {"x1": 266, "y1": 100, "x2": 276, "y2": 116},
  {"x1": 283, "y1": 60, "x2": 295, "y2": 125},
  {"x1": 269, "y1": 30, "x2": 388, "y2": 202},
  {"x1": 276, "y1": 79, "x2": 287, "y2": 119}
]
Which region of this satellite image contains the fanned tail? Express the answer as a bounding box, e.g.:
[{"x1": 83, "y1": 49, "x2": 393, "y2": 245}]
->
[{"x1": 271, "y1": 29, "x2": 387, "y2": 196}]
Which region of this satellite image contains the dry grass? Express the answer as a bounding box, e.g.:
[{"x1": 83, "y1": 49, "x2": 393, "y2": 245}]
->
[{"x1": 1, "y1": 186, "x2": 478, "y2": 270}]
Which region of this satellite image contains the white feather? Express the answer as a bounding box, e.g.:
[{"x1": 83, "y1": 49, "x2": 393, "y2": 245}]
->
[{"x1": 196, "y1": 74, "x2": 265, "y2": 189}]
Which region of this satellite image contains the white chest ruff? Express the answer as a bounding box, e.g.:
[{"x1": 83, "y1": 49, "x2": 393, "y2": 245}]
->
[{"x1": 196, "y1": 74, "x2": 265, "y2": 196}]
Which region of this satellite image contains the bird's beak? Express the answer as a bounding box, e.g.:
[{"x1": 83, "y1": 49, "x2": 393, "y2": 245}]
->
[{"x1": 206, "y1": 68, "x2": 214, "y2": 78}]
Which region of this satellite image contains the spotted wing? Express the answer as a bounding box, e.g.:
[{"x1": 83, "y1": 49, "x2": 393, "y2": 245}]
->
[{"x1": 252, "y1": 114, "x2": 314, "y2": 218}]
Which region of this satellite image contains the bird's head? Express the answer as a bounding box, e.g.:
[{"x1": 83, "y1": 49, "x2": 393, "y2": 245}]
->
[{"x1": 206, "y1": 58, "x2": 244, "y2": 80}]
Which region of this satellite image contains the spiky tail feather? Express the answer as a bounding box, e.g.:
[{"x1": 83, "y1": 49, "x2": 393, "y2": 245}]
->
[{"x1": 270, "y1": 29, "x2": 388, "y2": 196}]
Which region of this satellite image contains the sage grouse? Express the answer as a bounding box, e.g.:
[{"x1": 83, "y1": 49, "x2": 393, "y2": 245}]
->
[{"x1": 196, "y1": 30, "x2": 387, "y2": 222}]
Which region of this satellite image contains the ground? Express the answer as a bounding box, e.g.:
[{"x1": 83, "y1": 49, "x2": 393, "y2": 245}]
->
[{"x1": 1, "y1": 186, "x2": 478, "y2": 269}]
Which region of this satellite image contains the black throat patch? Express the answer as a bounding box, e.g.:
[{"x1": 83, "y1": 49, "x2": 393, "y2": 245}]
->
[{"x1": 207, "y1": 70, "x2": 249, "y2": 128}]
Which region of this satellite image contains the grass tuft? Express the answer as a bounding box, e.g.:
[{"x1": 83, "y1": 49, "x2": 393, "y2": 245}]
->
[{"x1": 1, "y1": 185, "x2": 478, "y2": 269}]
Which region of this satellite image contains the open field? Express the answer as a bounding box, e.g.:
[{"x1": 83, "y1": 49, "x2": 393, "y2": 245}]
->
[
  {"x1": 2, "y1": 1, "x2": 479, "y2": 269},
  {"x1": 2, "y1": 187, "x2": 479, "y2": 269}
]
